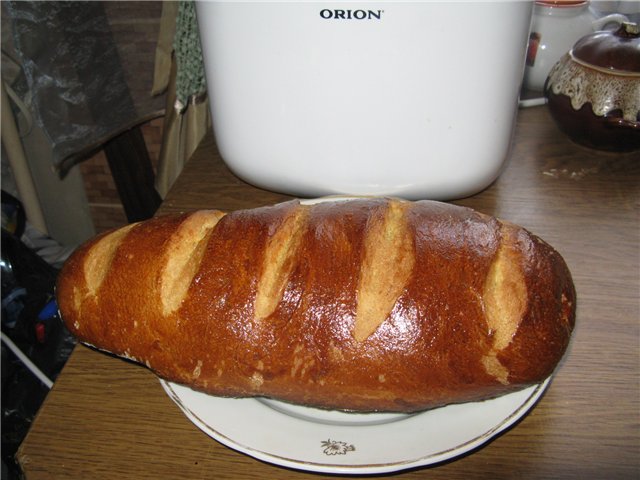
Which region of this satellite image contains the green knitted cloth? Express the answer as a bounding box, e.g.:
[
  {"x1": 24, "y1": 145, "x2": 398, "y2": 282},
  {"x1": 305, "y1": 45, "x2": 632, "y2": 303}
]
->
[{"x1": 174, "y1": 0, "x2": 207, "y2": 110}]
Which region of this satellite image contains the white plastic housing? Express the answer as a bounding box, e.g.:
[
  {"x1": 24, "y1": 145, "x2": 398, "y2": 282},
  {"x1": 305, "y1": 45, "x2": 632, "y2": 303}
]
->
[{"x1": 196, "y1": 1, "x2": 533, "y2": 200}]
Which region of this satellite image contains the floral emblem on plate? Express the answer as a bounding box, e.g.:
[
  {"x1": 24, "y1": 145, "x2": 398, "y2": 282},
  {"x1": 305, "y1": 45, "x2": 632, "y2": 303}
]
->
[{"x1": 321, "y1": 439, "x2": 356, "y2": 456}]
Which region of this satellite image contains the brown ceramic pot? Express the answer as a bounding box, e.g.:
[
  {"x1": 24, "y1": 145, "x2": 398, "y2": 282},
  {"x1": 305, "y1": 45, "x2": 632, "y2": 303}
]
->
[{"x1": 544, "y1": 22, "x2": 640, "y2": 152}]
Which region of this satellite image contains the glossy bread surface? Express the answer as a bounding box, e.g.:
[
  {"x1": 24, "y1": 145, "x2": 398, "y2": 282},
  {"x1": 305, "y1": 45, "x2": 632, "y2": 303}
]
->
[{"x1": 57, "y1": 198, "x2": 576, "y2": 412}]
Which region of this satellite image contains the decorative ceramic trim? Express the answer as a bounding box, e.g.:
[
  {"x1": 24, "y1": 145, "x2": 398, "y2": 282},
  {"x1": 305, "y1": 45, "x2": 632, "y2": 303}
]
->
[
  {"x1": 321, "y1": 439, "x2": 356, "y2": 456},
  {"x1": 548, "y1": 54, "x2": 640, "y2": 122}
]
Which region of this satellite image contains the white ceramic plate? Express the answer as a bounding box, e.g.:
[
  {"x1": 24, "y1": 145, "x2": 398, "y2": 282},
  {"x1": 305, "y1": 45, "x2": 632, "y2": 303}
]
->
[{"x1": 160, "y1": 377, "x2": 550, "y2": 475}]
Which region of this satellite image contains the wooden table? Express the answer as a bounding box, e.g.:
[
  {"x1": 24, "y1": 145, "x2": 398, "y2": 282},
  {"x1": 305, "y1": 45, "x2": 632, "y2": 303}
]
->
[{"x1": 18, "y1": 106, "x2": 639, "y2": 479}]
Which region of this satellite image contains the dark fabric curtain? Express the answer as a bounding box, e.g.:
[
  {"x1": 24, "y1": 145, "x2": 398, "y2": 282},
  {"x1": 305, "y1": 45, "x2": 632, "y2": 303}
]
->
[{"x1": 7, "y1": 1, "x2": 164, "y2": 176}]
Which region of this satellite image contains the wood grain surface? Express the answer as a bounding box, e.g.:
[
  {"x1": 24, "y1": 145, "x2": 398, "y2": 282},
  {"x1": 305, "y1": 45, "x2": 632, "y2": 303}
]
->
[{"x1": 18, "y1": 106, "x2": 639, "y2": 479}]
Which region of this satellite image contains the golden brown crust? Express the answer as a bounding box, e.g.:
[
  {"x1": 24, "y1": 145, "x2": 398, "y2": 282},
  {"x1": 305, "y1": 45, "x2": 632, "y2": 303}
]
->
[{"x1": 56, "y1": 199, "x2": 576, "y2": 413}]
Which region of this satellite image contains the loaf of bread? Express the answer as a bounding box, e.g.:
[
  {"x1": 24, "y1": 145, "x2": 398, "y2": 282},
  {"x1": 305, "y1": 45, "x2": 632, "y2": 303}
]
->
[{"x1": 56, "y1": 198, "x2": 575, "y2": 413}]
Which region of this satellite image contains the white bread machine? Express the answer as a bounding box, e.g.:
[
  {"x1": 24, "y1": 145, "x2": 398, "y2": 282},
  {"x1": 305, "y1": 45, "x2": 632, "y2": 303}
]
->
[{"x1": 196, "y1": 1, "x2": 533, "y2": 200}]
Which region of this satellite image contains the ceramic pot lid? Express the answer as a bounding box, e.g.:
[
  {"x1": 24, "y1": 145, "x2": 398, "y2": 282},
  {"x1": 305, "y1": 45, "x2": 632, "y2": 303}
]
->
[{"x1": 570, "y1": 22, "x2": 640, "y2": 74}]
